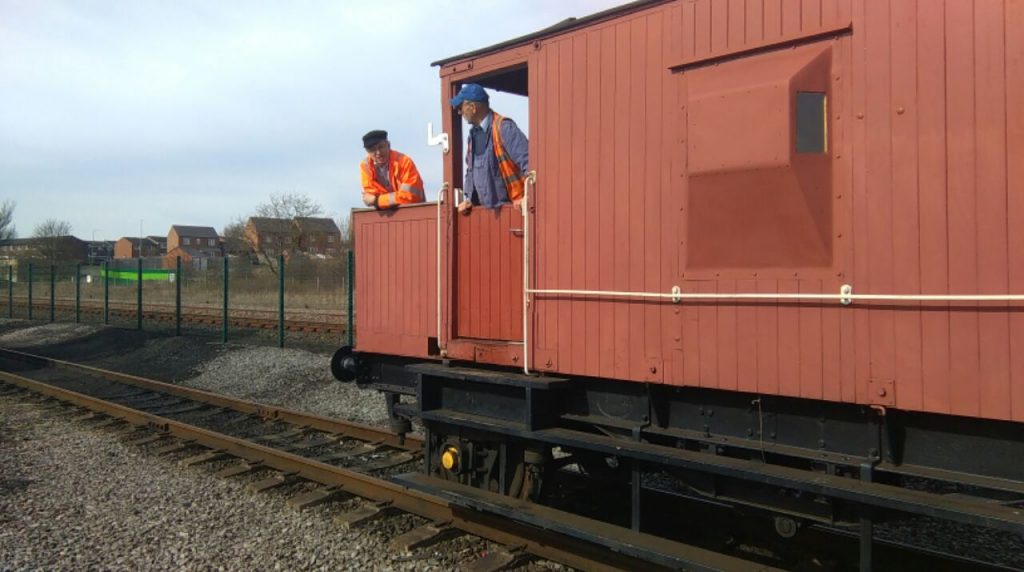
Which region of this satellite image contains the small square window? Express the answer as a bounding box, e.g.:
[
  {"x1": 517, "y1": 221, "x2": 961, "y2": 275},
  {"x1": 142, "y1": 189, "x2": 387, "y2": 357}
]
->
[
  {"x1": 183, "y1": 237, "x2": 191, "y2": 245},
  {"x1": 796, "y1": 92, "x2": 827, "y2": 154}
]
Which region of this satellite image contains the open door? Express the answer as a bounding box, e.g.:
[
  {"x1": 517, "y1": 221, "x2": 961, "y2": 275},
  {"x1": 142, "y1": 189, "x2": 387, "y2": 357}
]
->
[{"x1": 439, "y1": 60, "x2": 532, "y2": 367}]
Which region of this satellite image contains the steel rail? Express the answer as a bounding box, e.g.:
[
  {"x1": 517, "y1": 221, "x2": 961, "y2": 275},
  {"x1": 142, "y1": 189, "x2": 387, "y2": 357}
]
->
[
  {"x1": 0, "y1": 367, "x2": 775, "y2": 572},
  {"x1": 0, "y1": 347, "x2": 415, "y2": 450},
  {"x1": 6, "y1": 309, "x2": 345, "y2": 333},
  {"x1": 3, "y1": 299, "x2": 348, "y2": 334},
  {"x1": 3, "y1": 296, "x2": 350, "y2": 318}
]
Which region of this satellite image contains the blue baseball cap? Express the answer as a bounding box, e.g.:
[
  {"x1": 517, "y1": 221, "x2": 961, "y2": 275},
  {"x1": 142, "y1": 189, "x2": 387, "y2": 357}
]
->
[{"x1": 450, "y1": 83, "x2": 489, "y2": 107}]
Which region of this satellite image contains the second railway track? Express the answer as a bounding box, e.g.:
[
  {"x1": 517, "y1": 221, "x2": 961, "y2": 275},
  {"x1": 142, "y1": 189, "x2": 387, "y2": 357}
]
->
[{"x1": 3, "y1": 298, "x2": 349, "y2": 334}]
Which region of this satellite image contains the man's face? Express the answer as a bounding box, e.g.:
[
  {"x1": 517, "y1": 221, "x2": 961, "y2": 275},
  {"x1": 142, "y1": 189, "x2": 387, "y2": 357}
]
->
[
  {"x1": 366, "y1": 140, "x2": 390, "y2": 166},
  {"x1": 459, "y1": 101, "x2": 480, "y2": 125}
]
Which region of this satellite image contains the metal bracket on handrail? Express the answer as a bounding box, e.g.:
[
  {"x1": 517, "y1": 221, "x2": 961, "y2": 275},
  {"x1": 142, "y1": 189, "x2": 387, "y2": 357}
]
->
[
  {"x1": 426, "y1": 122, "x2": 449, "y2": 154},
  {"x1": 840, "y1": 284, "x2": 853, "y2": 306}
]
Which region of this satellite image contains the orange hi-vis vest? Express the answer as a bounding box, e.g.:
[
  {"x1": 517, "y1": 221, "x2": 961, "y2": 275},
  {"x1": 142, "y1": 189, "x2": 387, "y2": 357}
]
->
[
  {"x1": 491, "y1": 113, "x2": 525, "y2": 202},
  {"x1": 360, "y1": 150, "x2": 425, "y2": 209}
]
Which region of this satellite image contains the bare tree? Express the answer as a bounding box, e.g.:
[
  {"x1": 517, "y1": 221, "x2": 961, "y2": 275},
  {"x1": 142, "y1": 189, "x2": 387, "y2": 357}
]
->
[
  {"x1": 33, "y1": 218, "x2": 72, "y2": 237},
  {"x1": 254, "y1": 192, "x2": 324, "y2": 219},
  {"x1": 220, "y1": 216, "x2": 253, "y2": 259},
  {"x1": 221, "y1": 216, "x2": 247, "y2": 241},
  {"x1": 31, "y1": 218, "x2": 74, "y2": 266},
  {"x1": 239, "y1": 193, "x2": 325, "y2": 273},
  {"x1": 0, "y1": 200, "x2": 16, "y2": 240},
  {"x1": 335, "y1": 212, "x2": 354, "y2": 251}
]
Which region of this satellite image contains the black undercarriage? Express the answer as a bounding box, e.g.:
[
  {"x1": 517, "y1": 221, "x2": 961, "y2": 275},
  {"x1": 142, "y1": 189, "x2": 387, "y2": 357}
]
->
[{"x1": 338, "y1": 350, "x2": 1024, "y2": 570}]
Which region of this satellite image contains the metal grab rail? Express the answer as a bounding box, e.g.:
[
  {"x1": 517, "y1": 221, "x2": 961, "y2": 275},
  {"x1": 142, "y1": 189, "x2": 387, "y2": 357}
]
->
[
  {"x1": 522, "y1": 171, "x2": 536, "y2": 375},
  {"x1": 436, "y1": 183, "x2": 449, "y2": 356},
  {"x1": 526, "y1": 284, "x2": 1024, "y2": 306}
]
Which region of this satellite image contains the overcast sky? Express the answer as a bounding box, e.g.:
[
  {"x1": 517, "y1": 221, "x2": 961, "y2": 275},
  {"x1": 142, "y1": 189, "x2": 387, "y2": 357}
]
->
[{"x1": 0, "y1": 0, "x2": 624, "y2": 241}]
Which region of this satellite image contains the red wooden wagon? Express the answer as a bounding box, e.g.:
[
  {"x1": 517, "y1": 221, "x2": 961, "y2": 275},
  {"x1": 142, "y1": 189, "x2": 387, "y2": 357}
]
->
[{"x1": 340, "y1": 1, "x2": 1024, "y2": 568}]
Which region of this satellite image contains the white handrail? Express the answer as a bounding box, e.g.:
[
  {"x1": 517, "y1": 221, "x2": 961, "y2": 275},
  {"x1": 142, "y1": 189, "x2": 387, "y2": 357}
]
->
[
  {"x1": 522, "y1": 171, "x2": 536, "y2": 375},
  {"x1": 526, "y1": 284, "x2": 1024, "y2": 305},
  {"x1": 436, "y1": 183, "x2": 448, "y2": 356}
]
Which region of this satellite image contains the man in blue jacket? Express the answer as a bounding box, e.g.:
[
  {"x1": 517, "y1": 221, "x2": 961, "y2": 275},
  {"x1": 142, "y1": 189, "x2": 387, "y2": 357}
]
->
[{"x1": 450, "y1": 83, "x2": 529, "y2": 213}]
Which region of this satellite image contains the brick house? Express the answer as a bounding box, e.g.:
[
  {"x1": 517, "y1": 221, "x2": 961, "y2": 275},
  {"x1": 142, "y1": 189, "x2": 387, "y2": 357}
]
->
[
  {"x1": 163, "y1": 246, "x2": 217, "y2": 270},
  {"x1": 114, "y1": 236, "x2": 166, "y2": 259},
  {"x1": 293, "y1": 217, "x2": 342, "y2": 257},
  {"x1": 0, "y1": 236, "x2": 89, "y2": 270},
  {"x1": 168, "y1": 225, "x2": 222, "y2": 255},
  {"x1": 244, "y1": 217, "x2": 293, "y2": 257},
  {"x1": 0, "y1": 238, "x2": 38, "y2": 261},
  {"x1": 87, "y1": 240, "x2": 115, "y2": 265}
]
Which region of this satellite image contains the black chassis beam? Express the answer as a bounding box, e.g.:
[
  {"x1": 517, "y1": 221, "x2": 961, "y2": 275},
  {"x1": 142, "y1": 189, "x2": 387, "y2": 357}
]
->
[
  {"x1": 353, "y1": 352, "x2": 421, "y2": 395},
  {"x1": 408, "y1": 362, "x2": 1024, "y2": 536}
]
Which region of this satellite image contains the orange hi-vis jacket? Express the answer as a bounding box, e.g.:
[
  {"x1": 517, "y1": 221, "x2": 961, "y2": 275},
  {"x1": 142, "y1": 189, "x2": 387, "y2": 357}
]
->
[
  {"x1": 360, "y1": 150, "x2": 425, "y2": 208},
  {"x1": 491, "y1": 113, "x2": 524, "y2": 202}
]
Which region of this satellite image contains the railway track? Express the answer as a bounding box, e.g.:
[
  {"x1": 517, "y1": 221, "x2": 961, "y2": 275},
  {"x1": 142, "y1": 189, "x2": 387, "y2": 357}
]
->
[
  {"x1": 0, "y1": 347, "x2": 770, "y2": 572},
  {"x1": 2, "y1": 299, "x2": 347, "y2": 334}
]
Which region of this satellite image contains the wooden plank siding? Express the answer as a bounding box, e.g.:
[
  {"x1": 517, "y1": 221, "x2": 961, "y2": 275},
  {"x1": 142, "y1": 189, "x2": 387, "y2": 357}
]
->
[
  {"x1": 351, "y1": 0, "x2": 1024, "y2": 424},
  {"x1": 525, "y1": 0, "x2": 1024, "y2": 421},
  {"x1": 530, "y1": 0, "x2": 852, "y2": 391},
  {"x1": 453, "y1": 206, "x2": 523, "y2": 341},
  {"x1": 353, "y1": 204, "x2": 437, "y2": 358},
  {"x1": 526, "y1": 0, "x2": 1021, "y2": 422}
]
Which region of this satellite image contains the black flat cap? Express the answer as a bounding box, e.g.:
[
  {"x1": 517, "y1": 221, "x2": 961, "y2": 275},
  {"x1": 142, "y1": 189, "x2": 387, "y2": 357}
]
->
[{"x1": 362, "y1": 130, "x2": 387, "y2": 149}]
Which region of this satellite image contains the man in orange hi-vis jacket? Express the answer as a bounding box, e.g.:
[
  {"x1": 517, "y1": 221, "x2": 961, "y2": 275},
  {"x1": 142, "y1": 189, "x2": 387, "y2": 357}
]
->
[{"x1": 359, "y1": 130, "x2": 425, "y2": 209}]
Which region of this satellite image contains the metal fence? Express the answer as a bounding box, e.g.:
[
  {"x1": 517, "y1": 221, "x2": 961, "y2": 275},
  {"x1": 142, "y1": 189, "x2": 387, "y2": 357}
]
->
[{"x1": 0, "y1": 252, "x2": 354, "y2": 348}]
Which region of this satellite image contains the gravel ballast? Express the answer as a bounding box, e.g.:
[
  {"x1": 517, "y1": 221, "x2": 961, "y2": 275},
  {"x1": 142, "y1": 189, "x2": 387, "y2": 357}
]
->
[
  {"x1": 0, "y1": 395, "x2": 462, "y2": 571},
  {"x1": 0, "y1": 321, "x2": 525, "y2": 571},
  {"x1": 181, "y1": 346, "x2": 387, "y2": 427}
]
